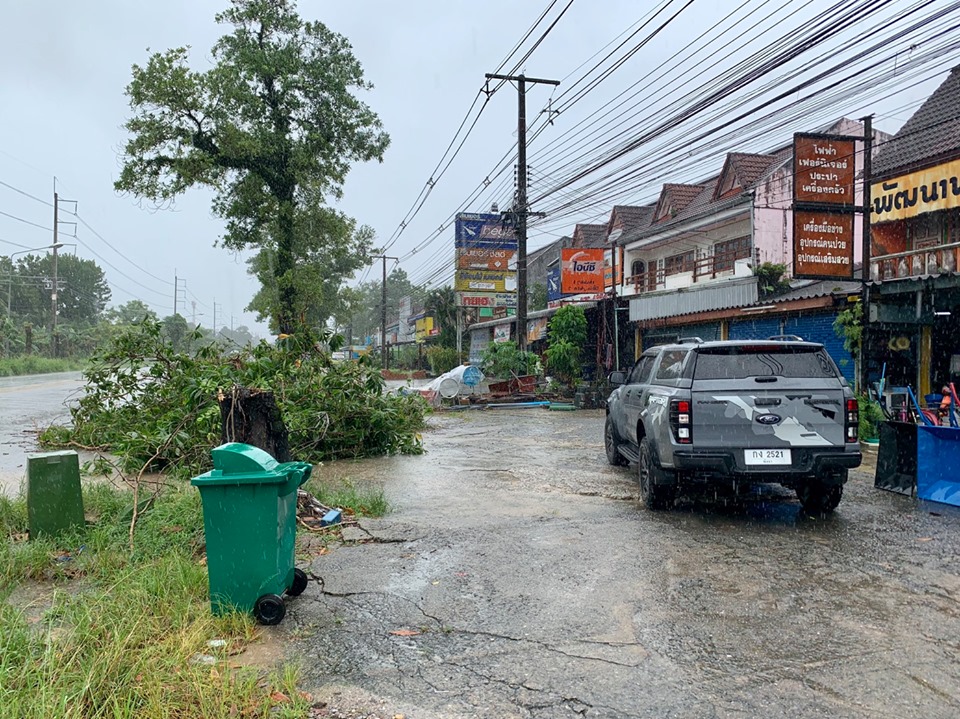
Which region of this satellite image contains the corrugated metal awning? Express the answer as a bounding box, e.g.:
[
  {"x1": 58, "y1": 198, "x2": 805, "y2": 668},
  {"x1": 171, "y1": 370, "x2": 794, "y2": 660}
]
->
[{"x1": 629, "y1": 277, "x2": 758, "y2": 322}]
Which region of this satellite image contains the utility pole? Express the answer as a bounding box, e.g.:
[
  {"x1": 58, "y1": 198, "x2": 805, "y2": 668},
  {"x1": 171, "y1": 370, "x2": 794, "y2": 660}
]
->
[
  {"x1": 173, "y1": 270, "x2": 178, "y2": 316},
  {"x1": 485, "y1": 73, "x2": 559, "y2": 352},
  {"x1": 860, "y1": 115, "x2": 874, "y2": 395},
  {"x1": 191, "y1": 300, "x2": 197, "y2": 325},
  {"x1": 212, "y1": 299, "x2": 219, "y2": 337},
  {"x1": 371, "y1": 254, "x2": 398, "y2": 369},
  {"x1": 51, "y1": 192, "x2": 58, "y2": 349}
]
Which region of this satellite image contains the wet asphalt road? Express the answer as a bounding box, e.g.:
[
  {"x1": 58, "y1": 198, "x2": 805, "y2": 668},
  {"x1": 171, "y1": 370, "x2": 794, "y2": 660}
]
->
[
  {"x1": 0, "y1": 372, "x2": 84, "y2": 496},
  {"x1": 285, "y1": 408, "x2": 960, "y2": 719}
]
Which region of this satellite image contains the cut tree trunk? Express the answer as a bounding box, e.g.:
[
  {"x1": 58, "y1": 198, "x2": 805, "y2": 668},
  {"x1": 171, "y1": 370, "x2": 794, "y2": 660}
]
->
[{"x1": 218, "y1": 386, "x2": 292, "y2": 462}]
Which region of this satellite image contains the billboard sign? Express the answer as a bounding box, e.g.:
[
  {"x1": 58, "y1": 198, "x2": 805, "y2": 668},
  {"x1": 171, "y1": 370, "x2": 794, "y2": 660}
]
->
[
  {"x1": 455, "y1": 269, "x2": 517, "y2": 293},
  {"x1": 455, "y1": 213, "x2": 518, "y2": 249},
  {"x1": 493, "y1": 323, "x2": 511, "y2": 343},
  {"x1": 457, "y1": 246, "x2": 517, "y2": 271},
  {"x1": 547, "y1": 267, "x2": 566, "y2": 303},
  {"x1": 870, "y1": 157, "x2": 960, "y2": 223},
  {"x1": 793, "y1": 133, "x2": 856, "y2": 206},
  {"x1": 457, "y1": 292, "x2": 517, "y2": 308},
  {"x1": 455, "y1": 212, "x2": 518, "y2": 303},
  {"x1": 793, "y1": 209, "x2": 855, "y2": 279},
  {"x1": 561, "y1": 248, "x2": 606, "y2": 294}
]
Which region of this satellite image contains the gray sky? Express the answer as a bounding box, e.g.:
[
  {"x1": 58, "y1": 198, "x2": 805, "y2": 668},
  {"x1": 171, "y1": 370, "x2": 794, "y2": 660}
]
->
[{"x1": 0, "y1": 1, "x2": 953, "y2": 335}]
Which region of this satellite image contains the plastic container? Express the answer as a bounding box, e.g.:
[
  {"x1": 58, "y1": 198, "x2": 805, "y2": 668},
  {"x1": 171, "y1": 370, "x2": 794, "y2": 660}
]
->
[{"x1": 191, "y1": 443, "x2": 313, "y2": 624}]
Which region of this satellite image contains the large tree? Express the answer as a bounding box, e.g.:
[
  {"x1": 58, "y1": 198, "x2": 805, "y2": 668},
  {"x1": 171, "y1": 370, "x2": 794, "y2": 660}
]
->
[
  {"x1": 5, "y1": 253, "x2": 110, "y2": 328},
  {"x1": 115, "y1": 0, "x2": 389, "y2": 334}
]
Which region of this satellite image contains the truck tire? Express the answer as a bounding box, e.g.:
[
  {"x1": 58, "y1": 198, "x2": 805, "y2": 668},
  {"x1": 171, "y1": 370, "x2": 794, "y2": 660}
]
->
[
  {"x1": 797, "y1": 478, "x2": 844, "y2": 515},
  {"x1": 605, "y1": 415, "x2": 628, "y2": 466},
  {"x1": 638, "y1": 437, "x2": 676, "y2": 510}
]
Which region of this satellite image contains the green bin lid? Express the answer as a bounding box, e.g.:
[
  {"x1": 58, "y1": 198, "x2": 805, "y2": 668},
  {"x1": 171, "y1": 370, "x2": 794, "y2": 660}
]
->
[{"x1": 191, "y1": 443, "x2": 287, "y2": 486}]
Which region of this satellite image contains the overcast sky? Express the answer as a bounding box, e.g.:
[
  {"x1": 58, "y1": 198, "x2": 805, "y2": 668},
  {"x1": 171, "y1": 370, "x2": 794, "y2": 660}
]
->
[{"x1": 0, "y1": 1, "x2": 953, "y2": 336}]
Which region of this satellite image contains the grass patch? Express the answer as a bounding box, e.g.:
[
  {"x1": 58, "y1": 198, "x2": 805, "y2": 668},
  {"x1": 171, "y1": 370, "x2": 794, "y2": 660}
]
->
[
  {"x1": 0, "y1": 483, "x2": 315, "y2": 718},
  {"x1": 0, "y1": 357, "x2": 85, "y2": 377},
  {"x1": 303, "y1": 477, "x2": 389, "y2": 518}
]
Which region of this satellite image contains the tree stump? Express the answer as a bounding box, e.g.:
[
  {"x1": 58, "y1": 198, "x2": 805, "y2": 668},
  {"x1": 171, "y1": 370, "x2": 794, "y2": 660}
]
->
[{"x1": 218, "y1": 387, "x2": 292, "y2": 462}]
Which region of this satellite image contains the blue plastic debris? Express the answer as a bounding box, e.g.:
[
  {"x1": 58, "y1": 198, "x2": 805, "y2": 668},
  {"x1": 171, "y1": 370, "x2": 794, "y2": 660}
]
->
[{"x1": 320, "y1": 509, "x2": 342, "y2": 527}]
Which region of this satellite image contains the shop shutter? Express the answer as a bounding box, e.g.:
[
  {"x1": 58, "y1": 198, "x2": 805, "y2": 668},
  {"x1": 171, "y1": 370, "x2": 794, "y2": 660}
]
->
[
  {"x1": 783, "y1": 313, "x2": 855, "y2": 384},
  {"x1": 728, "y1": 317, "x2": 783, "y2": 341}
]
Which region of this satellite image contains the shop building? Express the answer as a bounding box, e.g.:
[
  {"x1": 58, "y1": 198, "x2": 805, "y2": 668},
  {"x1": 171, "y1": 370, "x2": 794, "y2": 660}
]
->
[{"x1": 867, "y1": 67, "x2": 960, "y2": 398}]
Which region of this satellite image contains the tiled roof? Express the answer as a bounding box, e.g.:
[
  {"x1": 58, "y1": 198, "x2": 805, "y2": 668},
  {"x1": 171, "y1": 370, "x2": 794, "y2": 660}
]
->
[
  {"x1": 573, "y1": 223, "x2": 608, "y2": 248},
  {"x1": 873, "y1": 67, "x2": 960, "y2": 177},
  {"x1": 660, "y1": 183, "x2": 706, "y2": 217},
  {"x1": 728, "y1": 153, "x2": 779, "y2": 186},
  {"x1": 610, "y1": 205, "x2": 654, "y2": 235}
]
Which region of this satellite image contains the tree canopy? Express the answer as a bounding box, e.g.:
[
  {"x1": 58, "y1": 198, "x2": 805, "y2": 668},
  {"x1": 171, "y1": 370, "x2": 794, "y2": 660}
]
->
[{"x1": 115, "y1": 0, "x2": 389, "y2": 333}]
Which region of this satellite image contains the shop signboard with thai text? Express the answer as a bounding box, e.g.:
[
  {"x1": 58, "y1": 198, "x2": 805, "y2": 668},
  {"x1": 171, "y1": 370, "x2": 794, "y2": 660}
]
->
[
  {"x1": 561, "y1": 248, "x2": 606, "y2": 294},
  {"x1": 870, "y1": 157, "x2": 960, "y2": 223},
  {"x1": 456, "y1": 292, "x2": 517, "y2": 308},
  {"x1": 793, "y1": 209, "x2": 854, "y2": 279},
  {"x1": 455, "y1": 212, "x2": 517, "y2": 304},
  {"x1": 794, "y1": 133, "x2": 856, "y2": 207}
]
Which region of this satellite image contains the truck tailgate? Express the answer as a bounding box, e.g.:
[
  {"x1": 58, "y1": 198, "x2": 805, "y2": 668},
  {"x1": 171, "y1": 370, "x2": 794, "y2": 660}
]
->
[{"x1": 692, "y1": 379, "x2": 846, "y2": 448}]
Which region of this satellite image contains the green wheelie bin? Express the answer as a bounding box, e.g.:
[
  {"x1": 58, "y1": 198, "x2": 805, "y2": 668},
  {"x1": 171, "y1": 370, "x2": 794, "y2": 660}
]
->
[{"x1": 191, "y1": 443, "x2": 313, "y2": 625}]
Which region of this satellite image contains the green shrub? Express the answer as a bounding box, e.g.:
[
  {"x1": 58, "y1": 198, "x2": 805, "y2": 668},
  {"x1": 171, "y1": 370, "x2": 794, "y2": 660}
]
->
[
  {"x1": 859, "y1": 393, "x2": 884, "y2": 440},
  {"x1": 425, "y1": 346, "x2": 461, "y2": 375},
  {"x1": 481, "y1": 341, "x2": 538, "y2": 378},
  {"x1": 544, "y1": 338, "x2": 581, "y2": 388}
]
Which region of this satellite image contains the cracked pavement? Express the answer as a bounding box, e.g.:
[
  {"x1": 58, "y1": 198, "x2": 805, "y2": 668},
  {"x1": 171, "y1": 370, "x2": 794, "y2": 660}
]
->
[{"x1": 279, "y1": 409, "x2": 960, "y2": 718}]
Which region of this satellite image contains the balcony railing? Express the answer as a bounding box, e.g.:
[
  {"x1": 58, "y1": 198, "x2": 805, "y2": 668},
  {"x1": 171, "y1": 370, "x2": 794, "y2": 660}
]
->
[
  {"x1": 624, "y1": 251, "x2": 750, "y2": 294},
  {"x1": 870, "y1": 241, "x2": 960, "y2": 282}
]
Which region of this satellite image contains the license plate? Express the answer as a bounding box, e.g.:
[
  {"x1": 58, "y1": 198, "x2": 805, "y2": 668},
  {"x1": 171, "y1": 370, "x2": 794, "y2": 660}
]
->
[{"x1": 744, "y1": 449, "x2": 792, "y2": 466}]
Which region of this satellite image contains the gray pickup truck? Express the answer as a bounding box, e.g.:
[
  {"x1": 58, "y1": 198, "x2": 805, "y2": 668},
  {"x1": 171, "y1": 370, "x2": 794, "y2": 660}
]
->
[{"x1": 604, "y1": 337, "x2": 862, "y2": 513}]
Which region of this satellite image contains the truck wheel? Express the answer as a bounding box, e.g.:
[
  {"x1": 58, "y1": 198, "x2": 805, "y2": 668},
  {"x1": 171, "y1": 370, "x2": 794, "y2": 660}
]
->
[
  {"x1": 605, "y1": 415, "x2": 628, "y2": 466},
  {"x1": 638, "y1": 437, "x2": 675, "y2": 510},
  {"x1": 797, "y1": 480, "x2": 843, "y2": 515}
]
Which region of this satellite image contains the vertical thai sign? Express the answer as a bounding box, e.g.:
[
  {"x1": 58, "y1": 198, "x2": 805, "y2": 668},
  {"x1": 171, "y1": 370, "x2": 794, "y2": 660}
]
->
[
  {"x1": 792, "y1": 133, "x2": 859, "y2": 280},
  {"x1": 793, "y1": 134, "x2": 856, "y2": 206},
  {"x1": 793, "y1": 210, "x2": 855, "y2": 279}
]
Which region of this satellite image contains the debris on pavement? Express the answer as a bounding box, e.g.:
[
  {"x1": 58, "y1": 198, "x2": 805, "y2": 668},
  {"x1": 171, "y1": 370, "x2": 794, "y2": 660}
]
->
[{"x1": 297, "y1": 490, "x2": 352, "y2": 533}]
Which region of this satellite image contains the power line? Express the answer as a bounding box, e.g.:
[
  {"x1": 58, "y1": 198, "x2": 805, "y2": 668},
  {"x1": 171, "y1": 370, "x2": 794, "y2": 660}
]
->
[
  {"x1": 0, "y1": 209, "x2": 52, "y2": 232},
  {"x1": 0, "y1": 179, "x2": 53, "y2": 207}
]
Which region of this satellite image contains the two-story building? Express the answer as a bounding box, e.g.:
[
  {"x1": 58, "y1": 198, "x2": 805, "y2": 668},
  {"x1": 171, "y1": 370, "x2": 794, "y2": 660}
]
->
[
  {"x1": 609, "y1": 118, "x2": 883, "y2": 383},
  {"x1": 867, "y1": 67, "x2": 960, "y2": 398}
]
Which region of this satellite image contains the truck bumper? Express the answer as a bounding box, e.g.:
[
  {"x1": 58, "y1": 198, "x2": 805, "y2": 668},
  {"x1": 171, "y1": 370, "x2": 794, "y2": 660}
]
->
[{"x1": 672, "y1": 447, "x2": 861, "y2": 479}]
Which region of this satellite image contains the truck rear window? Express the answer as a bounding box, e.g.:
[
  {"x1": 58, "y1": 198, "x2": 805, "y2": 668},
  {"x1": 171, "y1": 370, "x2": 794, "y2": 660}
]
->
[{"x1": 693, "y1": 346, "x2": 838, "y2": 380}]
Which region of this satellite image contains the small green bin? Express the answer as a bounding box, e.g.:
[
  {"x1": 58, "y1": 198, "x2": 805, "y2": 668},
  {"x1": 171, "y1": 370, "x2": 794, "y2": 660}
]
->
[{"x1": 191, "y1": 443, "x2": 313, "y2": 624}]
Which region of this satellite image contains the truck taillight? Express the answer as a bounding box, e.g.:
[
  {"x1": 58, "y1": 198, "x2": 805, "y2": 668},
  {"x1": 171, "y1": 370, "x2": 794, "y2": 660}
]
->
[
  {"x1": 670, "y1": 399, "x2": 692, "y2": 444},
  {"x1": 845, "y1": 398, "x2": 859, "y2": 443}
]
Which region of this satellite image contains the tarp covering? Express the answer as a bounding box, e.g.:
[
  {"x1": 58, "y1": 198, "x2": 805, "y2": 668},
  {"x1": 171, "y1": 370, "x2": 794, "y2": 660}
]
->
[{"x1": 916, "y1": 425, "x2": 960, "y2": 507}]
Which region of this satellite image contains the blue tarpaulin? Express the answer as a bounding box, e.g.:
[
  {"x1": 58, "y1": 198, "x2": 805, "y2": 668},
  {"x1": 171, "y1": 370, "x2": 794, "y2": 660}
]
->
[{"x1": 916, "y1": 425, "x2": 960, "y2": 507}]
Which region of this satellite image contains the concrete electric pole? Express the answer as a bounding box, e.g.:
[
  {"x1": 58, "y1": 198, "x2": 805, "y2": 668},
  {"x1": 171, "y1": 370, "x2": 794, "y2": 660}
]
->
[
  {"x1": 371, "y1": 255, "x2": 398, "y2": 369},
  {"x1": 484, "y1": 73, "x2": 559, "y2": 352}
]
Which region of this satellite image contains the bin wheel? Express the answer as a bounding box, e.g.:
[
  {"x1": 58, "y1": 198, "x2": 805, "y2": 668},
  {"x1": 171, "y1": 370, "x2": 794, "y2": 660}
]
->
[
  {"x1": 287, "y1": 568, "x2": 309, "y2": 597},
  {"x1": 254, "y1": 594, "x2": 286, "y2": 625}
]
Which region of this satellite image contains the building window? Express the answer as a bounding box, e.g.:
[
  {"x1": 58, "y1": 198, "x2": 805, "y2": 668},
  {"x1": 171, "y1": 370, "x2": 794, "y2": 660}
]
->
[
  {"x1": 664, "y1": 251, "x2": 694, "y2": 276},
  {"x1": 713, "y1": 236, "x2": 751, "y2": 272},
  {"x1": 631, "y1": 259, "x2": 646, "y2": 279}
]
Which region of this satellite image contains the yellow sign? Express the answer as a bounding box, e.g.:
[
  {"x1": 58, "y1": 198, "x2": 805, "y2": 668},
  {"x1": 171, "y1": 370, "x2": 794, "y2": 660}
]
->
[
  {"x1": 415, "y1": 317, "x2": 434, "y2": 343},
  {"x1": 871, "y1": 158, "x2": 960, "y2": 223},
  {"x1": 454, "y1": 269, "x2": 516, "y2": 293}
]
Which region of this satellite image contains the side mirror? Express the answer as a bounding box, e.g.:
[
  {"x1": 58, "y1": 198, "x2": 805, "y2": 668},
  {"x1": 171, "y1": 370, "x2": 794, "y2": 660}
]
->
[{"x1": 608, "y1": 371, "x2": 626, "y2": 386}]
